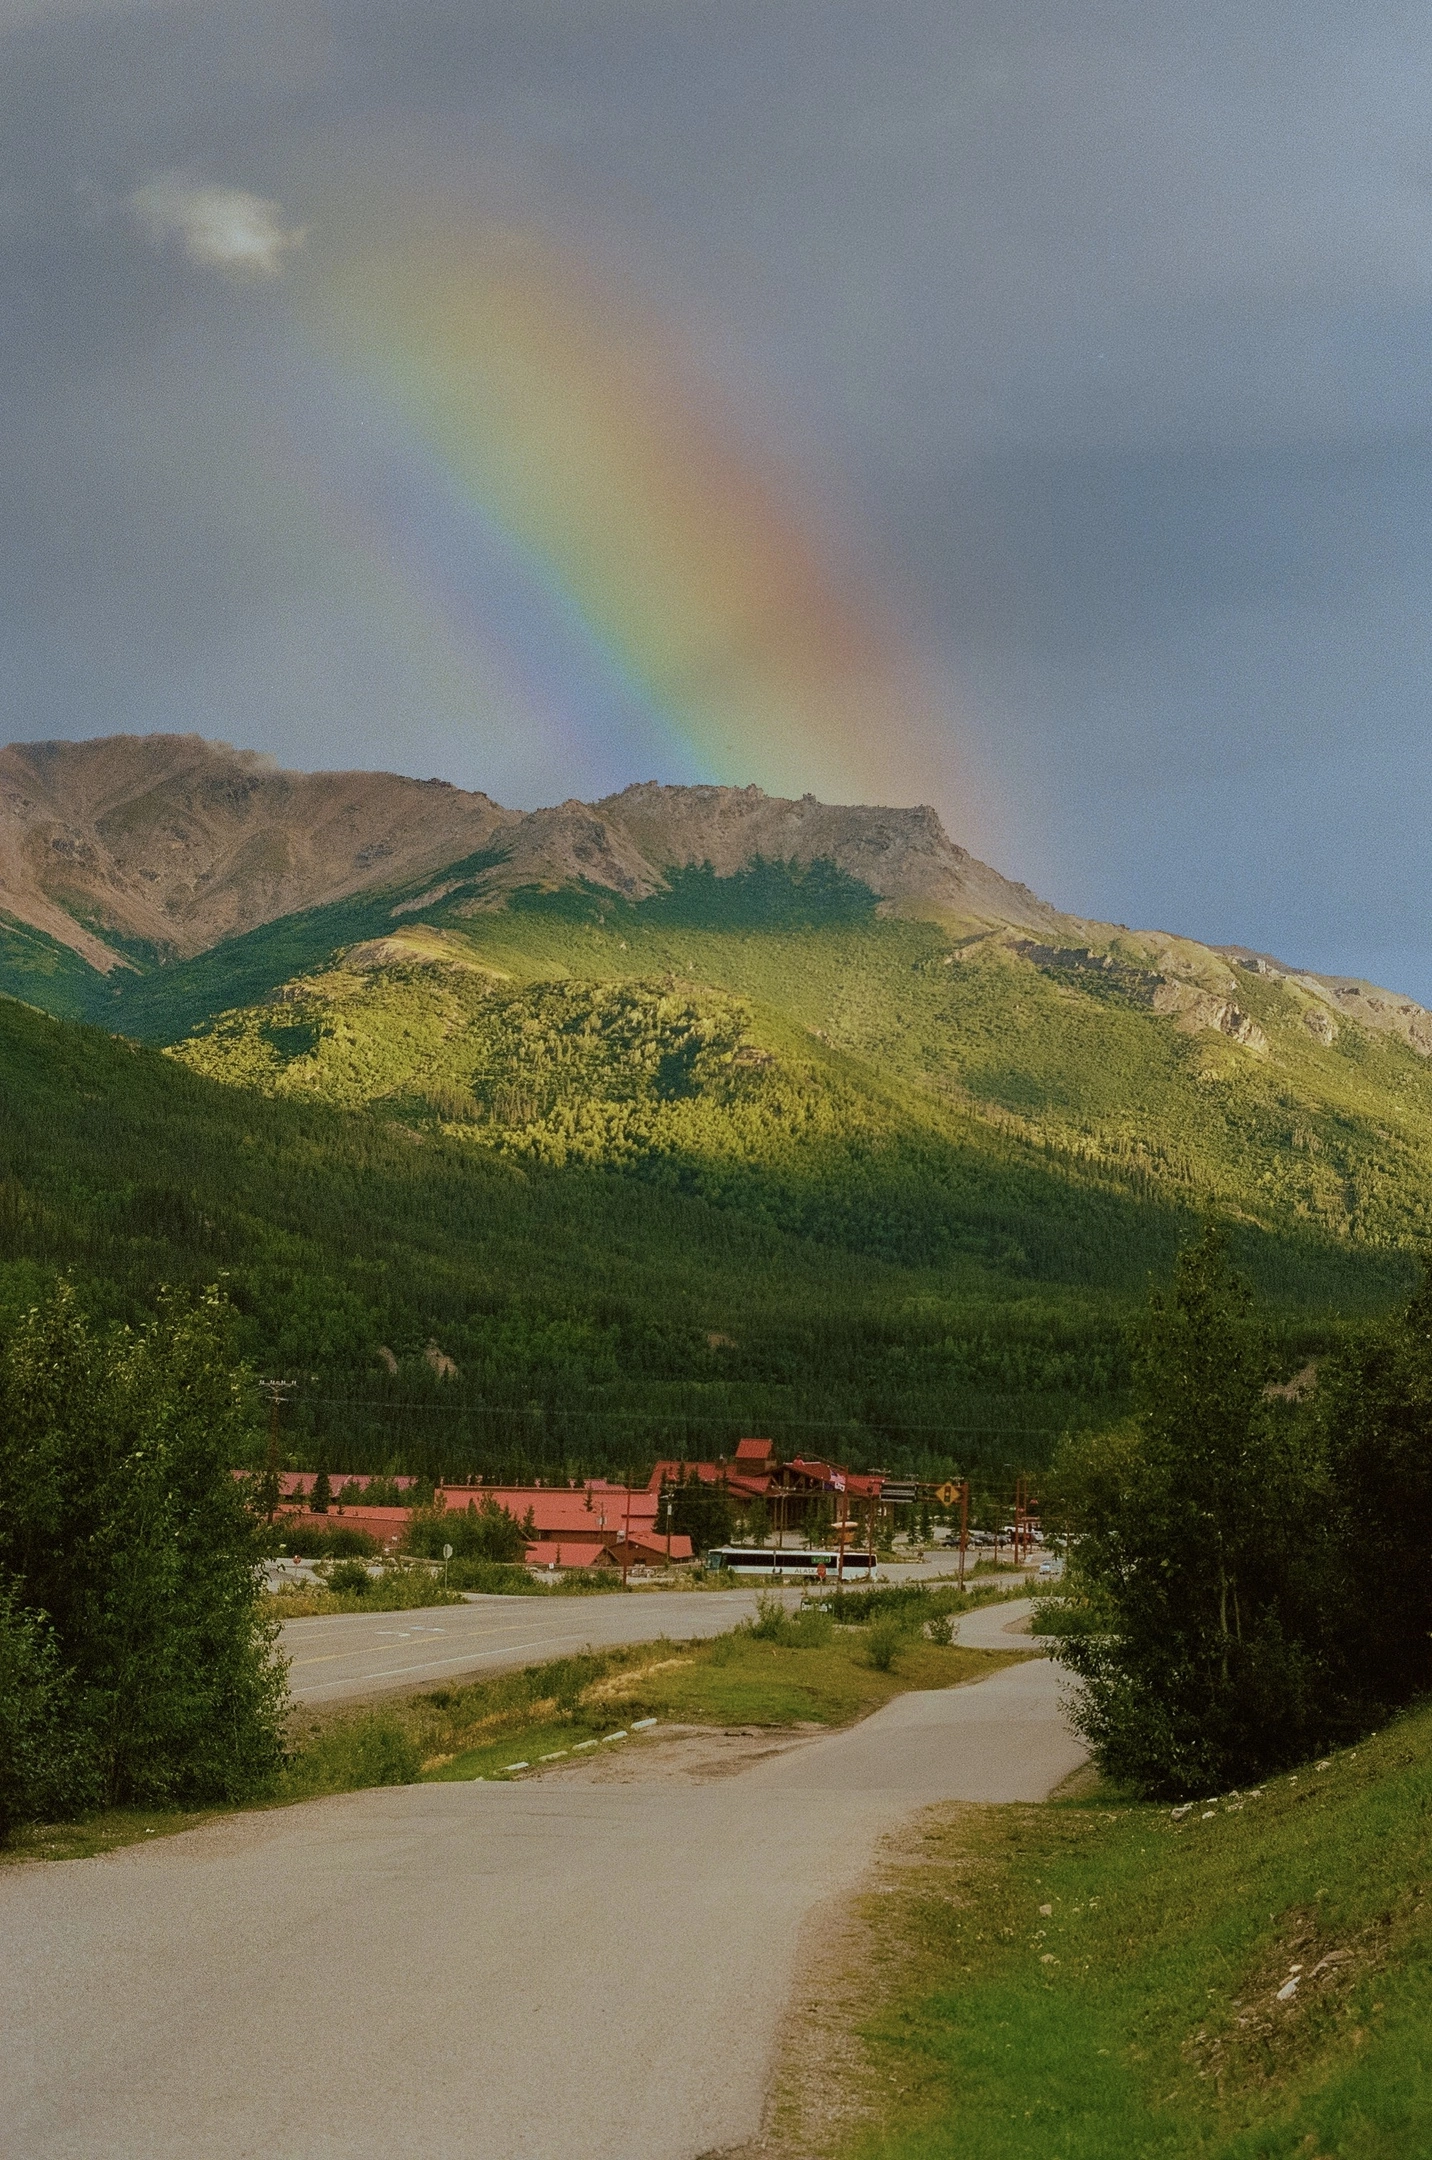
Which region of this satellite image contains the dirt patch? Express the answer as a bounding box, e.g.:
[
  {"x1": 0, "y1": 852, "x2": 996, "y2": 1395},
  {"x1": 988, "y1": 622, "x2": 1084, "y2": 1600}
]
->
[
  {"x1": 582, "y1": 1655, "x2": 694, "y2": 1705},
  {"x1": 524, "y1": 1722, "x2": 828, "y2": 1786}
]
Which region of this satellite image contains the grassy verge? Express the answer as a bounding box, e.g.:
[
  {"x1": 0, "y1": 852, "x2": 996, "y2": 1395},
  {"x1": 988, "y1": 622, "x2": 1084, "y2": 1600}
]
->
[
  {"x1": 409, "y1": 1624, "x2": 1028, "y2": 1784},
  {"x1": 263, "y1": 1568, "x2": 467, "y2": 1617},
  {"x1": 0, "y1": 1807, "x2": 228, "y2": 1865},
  {"x1": 776, "y1": 1706, "x2": 1432, "y2": 2160}
]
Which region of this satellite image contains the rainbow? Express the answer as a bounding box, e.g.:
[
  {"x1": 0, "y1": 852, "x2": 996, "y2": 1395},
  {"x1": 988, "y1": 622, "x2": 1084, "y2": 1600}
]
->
[{"x1": 297, "y1": 205, "x2": 961, "y2": 808}]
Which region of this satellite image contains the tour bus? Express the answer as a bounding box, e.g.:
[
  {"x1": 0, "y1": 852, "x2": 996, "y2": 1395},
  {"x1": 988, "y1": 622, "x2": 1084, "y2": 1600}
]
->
[{"x1": 703, "y1": 1546, "x2": 878, "y2": 1581}]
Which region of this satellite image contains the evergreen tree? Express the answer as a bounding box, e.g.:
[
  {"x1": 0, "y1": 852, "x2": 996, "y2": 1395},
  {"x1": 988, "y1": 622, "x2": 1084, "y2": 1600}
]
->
[
  {"x1": 1044, "y1": 1230, "x2": 1334, "y2": 1796},
  {"x1": 309, "y1": 1464, "x2": 333, "y2": 1514},
  {"x1": 1316, "y1": 1270, "x2": 1432, "y2": 1713},
  {"x1": 668, "y1": 1471, "x2": 735, "y2": 1555}
]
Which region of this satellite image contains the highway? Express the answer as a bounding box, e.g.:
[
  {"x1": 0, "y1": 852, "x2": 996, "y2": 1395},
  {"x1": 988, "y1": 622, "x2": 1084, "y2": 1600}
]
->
[
  {"x1": 284, "y1": 1586, "x2": 789, "y2": 1703},
  {"x1": 283, "y1": 1566, "x2": 1036, "y2": 1704},
  {"x1": 0, "y1": 1600, "x2": 1079, "y2": 2160}
]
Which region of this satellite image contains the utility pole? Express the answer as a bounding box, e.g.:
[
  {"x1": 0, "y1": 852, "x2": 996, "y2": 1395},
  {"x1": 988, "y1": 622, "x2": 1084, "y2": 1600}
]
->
[
  {"x1": 836, "y1": 1473, "x2": 849, "y2": 1587},
  {"x1": 1014, "y1": 1472, "x2": 1032, "y2": 1568},
  {"x1": 257, "y1": 1379, "x2": 296, "y2": 1522},
  {"x1": 958, "y1": 1478, "x2": 969, "y2": 1591},
  {"x1": 621, "y1": 1474, "x2": 633, "y2": 1588}
]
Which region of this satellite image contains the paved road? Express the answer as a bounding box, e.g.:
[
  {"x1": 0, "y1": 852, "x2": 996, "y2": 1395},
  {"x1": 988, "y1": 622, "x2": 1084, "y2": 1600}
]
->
[
  {"x1": 283, "y1": 1574, "x2": 1039, "y2": 1704},
  {"x1": 1, "y1": 1601, "x2": 1078, "y2": 2160},
  {"x1": 284, "y1": 1588, "x2": 794, "y2": 1703}
]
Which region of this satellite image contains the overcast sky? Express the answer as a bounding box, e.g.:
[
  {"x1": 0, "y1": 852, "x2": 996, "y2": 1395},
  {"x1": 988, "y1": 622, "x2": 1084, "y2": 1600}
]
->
[{"x1": 5, "y1": 1, "x2": 1432, "y2": 994}]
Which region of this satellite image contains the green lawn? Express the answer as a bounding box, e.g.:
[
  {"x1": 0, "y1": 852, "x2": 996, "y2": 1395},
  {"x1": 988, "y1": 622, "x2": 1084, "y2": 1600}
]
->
[{"x1": 805, "y1": 1707, "x2": 1432, "y2": 2160}]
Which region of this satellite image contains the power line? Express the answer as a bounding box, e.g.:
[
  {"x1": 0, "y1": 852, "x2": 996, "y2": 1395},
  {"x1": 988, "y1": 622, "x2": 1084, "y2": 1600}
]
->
[{"x1": 282, "y1": 1394, "x2": 1066, "y2": 1437}]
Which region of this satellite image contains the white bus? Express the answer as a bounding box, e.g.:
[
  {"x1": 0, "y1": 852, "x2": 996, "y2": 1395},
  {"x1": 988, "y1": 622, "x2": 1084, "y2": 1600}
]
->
[{"x1": 704, "y1": 1546, "x2": 878, "y2": 1581}]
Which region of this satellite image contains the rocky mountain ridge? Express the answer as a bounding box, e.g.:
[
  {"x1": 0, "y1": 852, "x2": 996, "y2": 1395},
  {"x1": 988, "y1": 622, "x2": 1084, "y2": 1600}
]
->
[
  {"x1": 0, "y1": 733, "x2": 1065, "y2": 971},
  {"x1": 2, "y1": 731, "x2": 1428, "y2": 1066}
]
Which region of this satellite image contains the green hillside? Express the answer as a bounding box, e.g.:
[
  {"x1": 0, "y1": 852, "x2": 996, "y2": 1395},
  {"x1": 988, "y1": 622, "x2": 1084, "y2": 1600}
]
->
[
  {"x1": 4, "y1": 854, "x2": 1432, "y2": 1482},
  {"x1": 164, "y1": 865, "x2": 1432, "y2": 1288},
  {"x1": 0, "y1": 991, "x2": 1151, "y2": 1483}
]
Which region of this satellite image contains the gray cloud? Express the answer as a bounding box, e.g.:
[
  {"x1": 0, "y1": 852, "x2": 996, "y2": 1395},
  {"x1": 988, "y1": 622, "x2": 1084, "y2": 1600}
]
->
[{"x1": 4, "y1": 0, "x2": 1432, "y2": 990}]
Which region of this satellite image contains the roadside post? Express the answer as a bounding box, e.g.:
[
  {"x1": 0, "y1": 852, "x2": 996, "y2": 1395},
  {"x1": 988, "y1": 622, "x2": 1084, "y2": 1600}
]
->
[
  {"x1": 442, "y1": 1541, "x2": 453, "y2": 1588},
  {"x1": 256, "y1": 1378, "x2": 297, "y2": 1522}
]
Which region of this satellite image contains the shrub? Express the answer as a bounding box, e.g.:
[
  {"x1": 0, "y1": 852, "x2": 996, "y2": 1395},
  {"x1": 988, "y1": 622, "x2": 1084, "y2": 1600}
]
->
[
  {"x1": 743, "y1": 1593, "x2": 837, "y2": 1650},
  {"x1": 324, "y1": 1527, "x2": 379, "y2": 1559},
  {"x1": 0, "y1": 1577, "x2": 93, "y2": 1837},
  {"x1": 324, "y1": 1559, "x2": 371, "y2": 1596},
  {"x1": 821, "y1": 1582, "x2": 960, "y2": 1627},
  {"x1": 925, "y1": 1611, "x2": 955, "y2": 1645},
  {"x1": 748, "y1": 1590, "x2": 790, "y2": 1641},
  {"x1": 277, "y1": 1522, "x2": 330, "y2": 1558},
  {"x1": 282, "y1": 1714, "x2": 421, "y2": 1797},
  {"x1": 526, "y1": 1653, "x2": 605, "y2": 1713},
  {"x1": 865, "y1": 1616, "x2": 906, "y2": 1671},
  {"x1": 408, "y1": 1496, "x2": 531, "y2": 1565},
  {"x1": 277, "y1": 1523, "x2": 379, "y2": 1560}
]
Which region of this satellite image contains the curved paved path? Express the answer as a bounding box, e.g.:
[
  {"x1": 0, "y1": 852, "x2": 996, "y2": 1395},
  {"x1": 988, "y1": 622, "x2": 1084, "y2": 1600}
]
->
[{"x1": 0, "y1": 1602, "x2": 1079, "y2": 2160}]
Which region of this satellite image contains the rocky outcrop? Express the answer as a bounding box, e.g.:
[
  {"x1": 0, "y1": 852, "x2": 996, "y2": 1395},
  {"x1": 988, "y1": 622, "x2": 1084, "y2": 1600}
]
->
[
  {"x1": 592, "y1": 781, "x2": 1065, "y2": 932},
  {"x1": 1013, "y1": 941, "x2": 1269, "y2": 1052},
  {"x1": 1222, "y1": 946, "x2": 1432, "y2": 1058}
]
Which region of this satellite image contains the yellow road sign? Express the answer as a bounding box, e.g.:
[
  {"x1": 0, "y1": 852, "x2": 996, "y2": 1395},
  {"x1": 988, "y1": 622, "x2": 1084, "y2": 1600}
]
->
[{"x1": 936, "y1": 1481, "x2": 959, "y2": 1506}]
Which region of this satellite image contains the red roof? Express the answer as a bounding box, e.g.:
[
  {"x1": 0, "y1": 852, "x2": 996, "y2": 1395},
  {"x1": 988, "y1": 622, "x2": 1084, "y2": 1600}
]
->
[
  {"x1": 621, "y1": 1528, "x2": 694, "y2": 1565},
  {"x1": 649, "y1": 1459, "x2": 725, "y2": 1490},
  {"x1": 433, "y1": 1487, "x2": 661, "y2": 1539},
  {"x1": 525, "y1": 1541, "x2": 618, "y2": 1570},
  {"x1": 786, "y1": 1457, "x2": 884, "y2": 1499},
  {"x1": 733, "y1": 1437, "x2": 775, "y2": 1465}
]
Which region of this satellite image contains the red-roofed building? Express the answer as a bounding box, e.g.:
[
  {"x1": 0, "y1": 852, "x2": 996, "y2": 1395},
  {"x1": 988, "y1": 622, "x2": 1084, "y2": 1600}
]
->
[
  {"x1": 648, "y1": 1439, "x2": 777, "y2": 1502},
  {"x1": 644, "y1": 1447, "x2": 890, "y2": 1542},
  {"x1": 525, "y1": 1540, "x2": 618, "y2": 1571}
]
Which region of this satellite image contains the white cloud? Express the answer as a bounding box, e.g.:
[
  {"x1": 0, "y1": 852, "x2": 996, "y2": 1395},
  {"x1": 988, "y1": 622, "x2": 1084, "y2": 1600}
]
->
[{"x1": 128, "y1": 173, "x2": 305, "y2": 277}]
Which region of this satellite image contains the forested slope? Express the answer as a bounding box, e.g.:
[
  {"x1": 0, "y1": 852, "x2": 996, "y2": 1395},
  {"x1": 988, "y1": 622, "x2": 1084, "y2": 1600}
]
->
[{"x1": 0, "y1": 994, "x2": 1156, "y2": 1482}]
